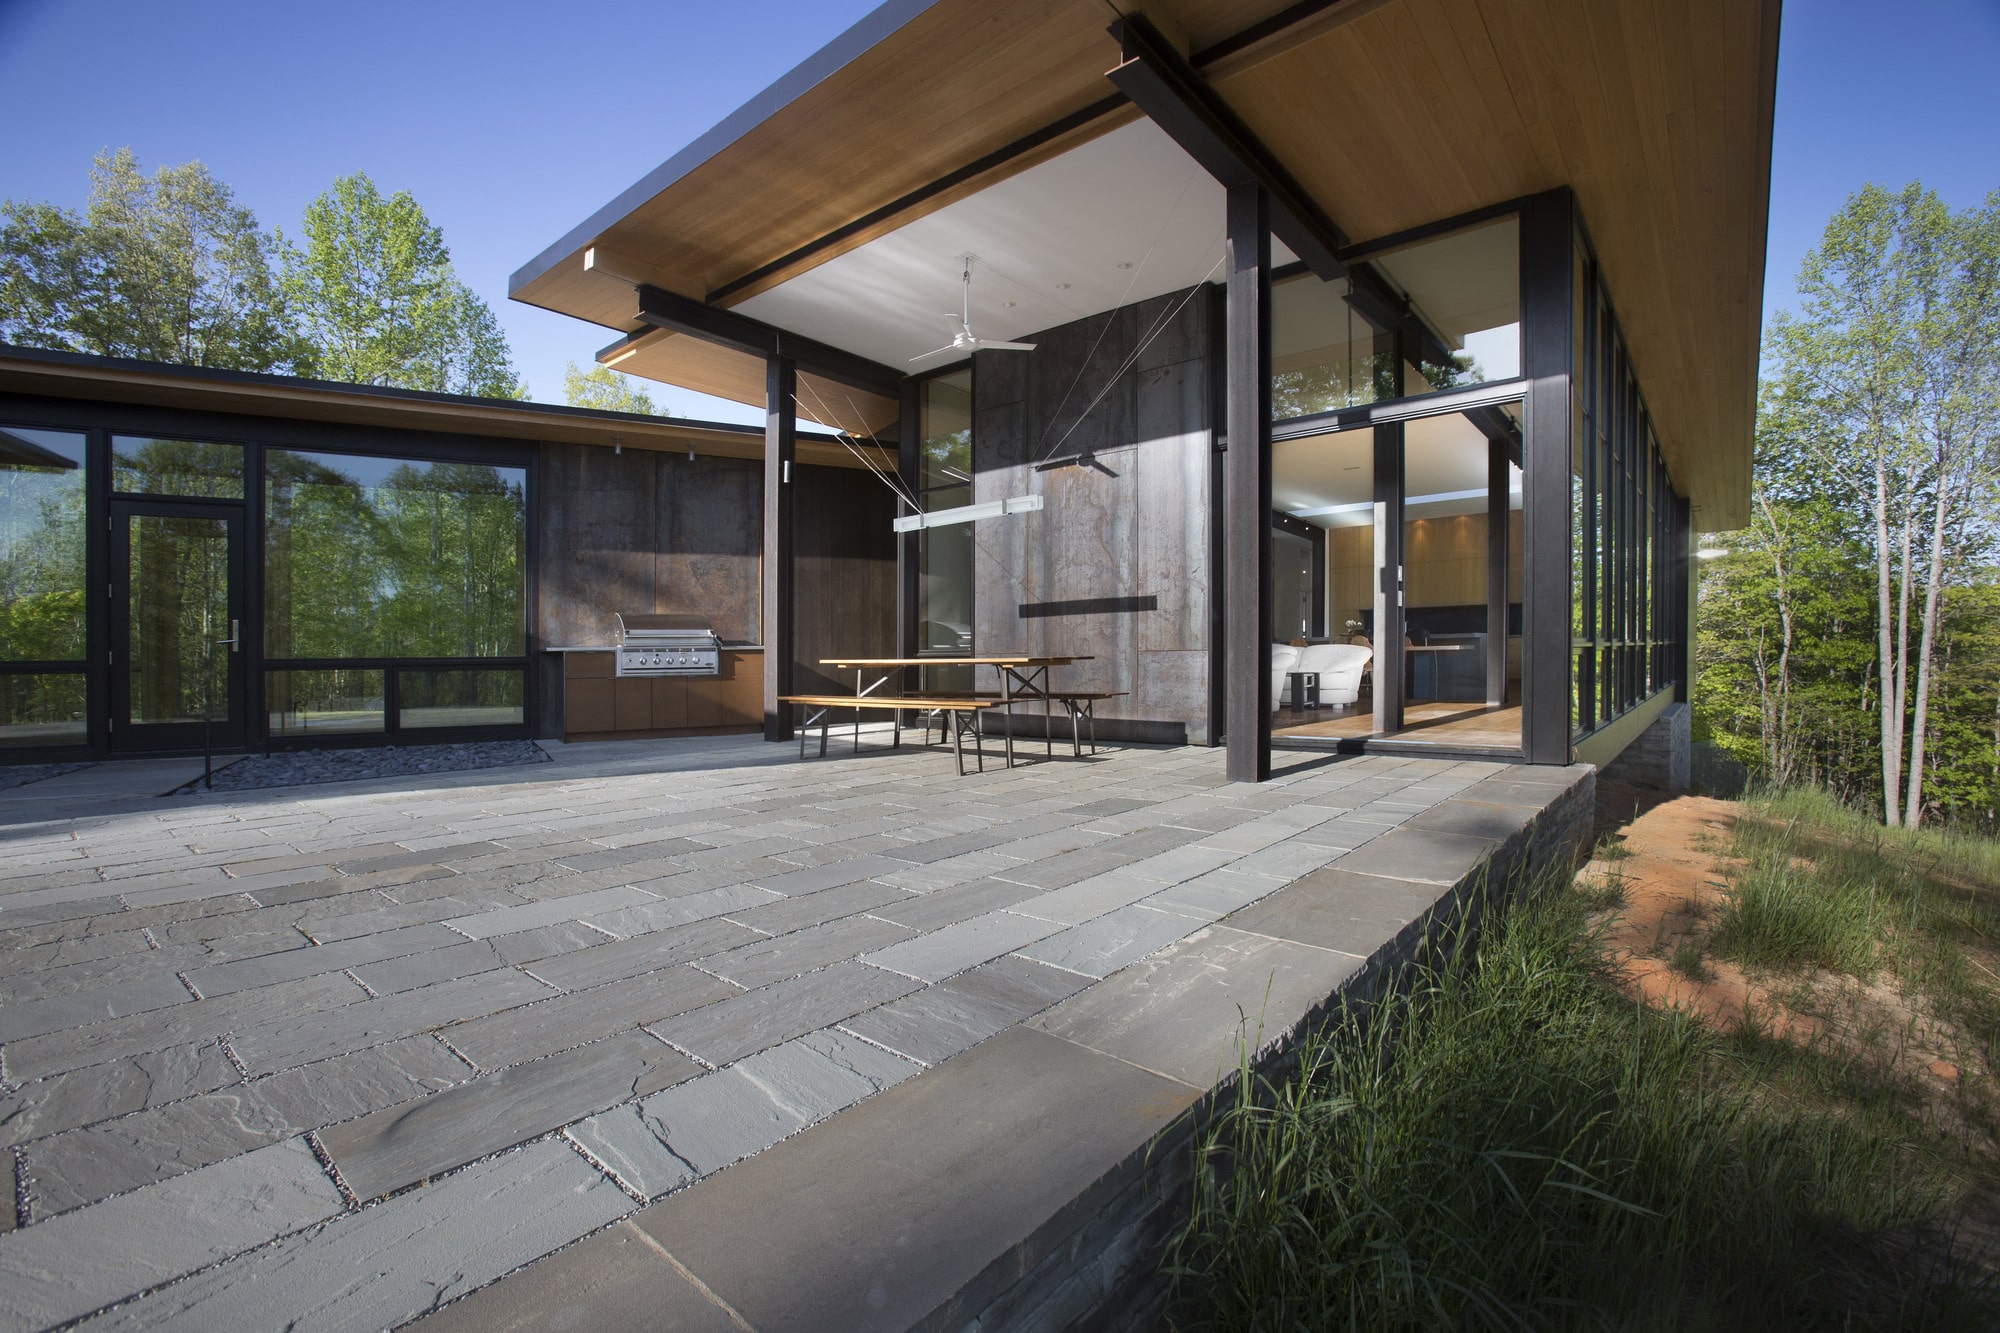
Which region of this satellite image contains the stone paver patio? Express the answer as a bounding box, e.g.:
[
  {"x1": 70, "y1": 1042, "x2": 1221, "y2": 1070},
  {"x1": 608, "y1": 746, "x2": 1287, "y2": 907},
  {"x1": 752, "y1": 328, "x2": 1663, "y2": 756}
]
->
[{"x1": 0, "y1": 735, "x2": 1589, "y2": 1330}]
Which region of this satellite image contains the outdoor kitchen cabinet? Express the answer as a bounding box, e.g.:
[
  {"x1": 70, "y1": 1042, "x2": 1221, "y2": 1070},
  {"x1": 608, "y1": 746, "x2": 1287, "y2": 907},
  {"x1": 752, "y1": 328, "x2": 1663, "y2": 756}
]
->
[{"x1": 559, "y1": 648, "x2": 763, "y2": 739}]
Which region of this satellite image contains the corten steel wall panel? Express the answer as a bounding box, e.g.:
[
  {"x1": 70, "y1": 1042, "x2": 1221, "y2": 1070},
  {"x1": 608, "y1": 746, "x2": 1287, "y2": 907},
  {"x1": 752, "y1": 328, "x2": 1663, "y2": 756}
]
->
[
  {"x1": 793, "y1": 464, "x2": 898, "y2": 699},
  {"x1": 971, "y1": 285, "x2": 1214, "y2": 746},
  {"x1": 656, "y1": 456, "x2": 763, "y2": 644}
]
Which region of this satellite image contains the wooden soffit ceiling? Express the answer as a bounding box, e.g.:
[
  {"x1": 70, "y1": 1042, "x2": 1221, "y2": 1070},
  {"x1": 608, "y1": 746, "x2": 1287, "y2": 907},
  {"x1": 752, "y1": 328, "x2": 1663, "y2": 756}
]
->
[{"x1": 513, "y1": 0, "x2": 1777, "y2": 528}]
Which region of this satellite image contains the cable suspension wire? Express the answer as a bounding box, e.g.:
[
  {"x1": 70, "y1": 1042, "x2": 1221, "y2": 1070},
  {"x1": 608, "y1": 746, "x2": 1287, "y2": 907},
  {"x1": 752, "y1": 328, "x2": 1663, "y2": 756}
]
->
[
  {"x1": 791, "y1": 375, "x2": 921, "y2": 513},
  {"x1": 1032, "y1": 163, "x2": 1202, "y2": 461},
  {"x1": 1034, "y1": 248, "x2": 1226, "y2": 466}
]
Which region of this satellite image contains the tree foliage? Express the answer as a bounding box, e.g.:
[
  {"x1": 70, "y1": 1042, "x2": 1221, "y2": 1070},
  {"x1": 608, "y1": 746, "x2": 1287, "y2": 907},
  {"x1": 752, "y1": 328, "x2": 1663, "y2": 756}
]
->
[
  {"x1": 562, "y1": 361, "x2": 661, "y2": 415},
  {"x1": 0, "y1": 149, "x2": 294, "y2": 370},
  {"x1": 1700, "y1": 183, "x2": 2000, "y2": 830},
  {"x1": 279, "y1": 173, "x2": 521, "y2": 398}
]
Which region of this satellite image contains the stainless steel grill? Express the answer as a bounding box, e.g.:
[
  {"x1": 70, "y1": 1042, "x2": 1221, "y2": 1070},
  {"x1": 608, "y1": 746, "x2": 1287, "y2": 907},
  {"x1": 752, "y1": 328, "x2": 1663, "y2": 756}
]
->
[{"x1": 614, "y1": 613, "x2": 721, "y2": 677}]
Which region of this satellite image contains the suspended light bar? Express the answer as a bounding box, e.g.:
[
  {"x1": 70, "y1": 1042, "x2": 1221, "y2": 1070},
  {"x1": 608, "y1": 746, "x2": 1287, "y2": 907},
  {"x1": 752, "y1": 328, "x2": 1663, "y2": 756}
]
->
[{"x1": 893, "y1": 494, "x2": 1043, "y2": 533}]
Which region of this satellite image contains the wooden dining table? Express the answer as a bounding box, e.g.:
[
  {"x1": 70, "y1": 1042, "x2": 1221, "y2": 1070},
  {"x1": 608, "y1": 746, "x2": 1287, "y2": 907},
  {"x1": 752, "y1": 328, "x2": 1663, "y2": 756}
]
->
[{"x1": 818, "y1": 655, "x2": 1094, "y2": 768}]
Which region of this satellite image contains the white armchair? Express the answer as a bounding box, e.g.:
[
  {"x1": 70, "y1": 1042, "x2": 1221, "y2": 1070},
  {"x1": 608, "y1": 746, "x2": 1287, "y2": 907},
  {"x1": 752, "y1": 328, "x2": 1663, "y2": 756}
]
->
[{"x1": 1273, "y1": 643, "x2": 1373, "y2": 708}]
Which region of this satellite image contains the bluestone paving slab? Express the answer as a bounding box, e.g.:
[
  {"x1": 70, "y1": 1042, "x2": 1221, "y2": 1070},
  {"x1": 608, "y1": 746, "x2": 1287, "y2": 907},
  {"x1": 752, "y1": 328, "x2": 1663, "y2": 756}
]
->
[
  {"x1": 551, "y1": 837, "x2": 706, "y2": 871},
  {"x1": 696, "y1": 913, "x2": 917, "y2": 988},
  {"x1": 1006, "y1": 871, "x2": 1170, "y2": 926},
  {"x1": 746, "y1": 853, "x2": 911, "y2": 897},
  {"x1": 402, "y1": 1218, "x2": 740, "y2": 1333},
  {"x1": 1405, "y1": 797, "x2": 1544, "y2": 842},
  {"x1": 0, "y1": 1048, "x2": 215, "y2": 1150},
  {"x1": 319, "y1": 1029, "x2": 697, "y2": 1200},
  {"x1": 859, "y1": 908, "x2": 1066, "y2": 983},
  {"x1": 1029, "y1": 926, "x2": 1369, "y2": 1087},
  {"x1": 332, "y1": 841, "x2": 504, "y2": 874},
  {"x1": 76, "y1": 1139, "x2": 632, "y2": 1333},
  {"x1": 444, "y1": 884, "x2": 660, "y2": 939},
  {"x1": 863, "y1": 877, "x2": 1041, "y2": 931},
  {"x1": 348, "y1": 939, "x2": 511, "y2": 995},
  {"x1": 1144, "y1": 866, "x2": 1296, "y2": 922},
  {"x1": 230, "y1": 967, "x2": 553, "y2": 1075},
  {"x1": 650, "y1": 960, "x2": 921, "y2": 1067},
  {"x1": 0, "y1": 1137, "x2": 343, "y2": 1330},
  {"x1": 1015, "y1": 903, "x2": 1206, "y2": 979},
  {"x1": 565, "y1": 1104, "x2": 696, "y2": 1199},
  {"x1": 184, "y1": 922, "x2": 462, "y2": 997},
  {"x1": 1224, "y1": 865, "x2": 1457, "y2": 950},
  {"x1": 520, "y1": 918, "x2": 759, "y2": 992},
  {"x1": 440, "y1": 965, "x2": 738, "y2": 1070},
  {"x1": 581, "y1": 883, "x2": 776, "y2": 937},
  {"x1": 628, "y1": 1027, "x2": 1198, "y2": 1333},
  {"x1": 839, "y1": 956, "x2": 1090, "y2": 1066},
  {"x1": 1327, "y1": 824, "x2": 1503, "y2": 886},
  {"x1": 22, "y1": 1036, "x2": 466, "y2": 1215},
  {"x1": 721, "y1": 877, "x2": 912, "y2": 934},
  {"x1": 484, "y1": 918, "x2": 612, "y2": 965}
]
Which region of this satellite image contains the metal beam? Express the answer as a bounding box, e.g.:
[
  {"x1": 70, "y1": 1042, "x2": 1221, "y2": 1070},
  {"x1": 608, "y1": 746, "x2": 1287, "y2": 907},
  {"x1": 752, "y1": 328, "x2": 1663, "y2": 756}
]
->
[
  {"x1": 636, "y1": 284, "x2": 903, "y2": 398},
  {"x1": 1108, "y1": 13, "x2": 1348, "y2": 282},
  {"x1": 763, "y1": 356, "x2": 797, "y2": 741},
  {"x1": 1373, "y1": 420, "x2": 1405, "y2": 734},
  {"x1": 1224, "y1": 181, "x2": 1273, "y2": 783},
  {"x1": 1487, "y1": 434, "x2": 1510, "y2": 709},
  {"x1": 1519, "y1": 189, "x2": 1575, "y2": 765}
]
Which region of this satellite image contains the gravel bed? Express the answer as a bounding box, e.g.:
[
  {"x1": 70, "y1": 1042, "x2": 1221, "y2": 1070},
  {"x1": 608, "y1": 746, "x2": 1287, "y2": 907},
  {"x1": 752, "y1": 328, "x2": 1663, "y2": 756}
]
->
[
  {"x1": 0, "y1": 762, "x2": 94, "y2": 792},
  {"x1": 185, "y1": 741, "x2": 550, "y2": 793}
]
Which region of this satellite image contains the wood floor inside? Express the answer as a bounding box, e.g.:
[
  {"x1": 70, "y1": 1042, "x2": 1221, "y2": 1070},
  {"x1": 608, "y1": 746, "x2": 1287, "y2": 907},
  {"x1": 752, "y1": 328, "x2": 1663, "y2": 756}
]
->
[{"x1": 1272, "y1": 700, "x2": 1524, "y2": 750}]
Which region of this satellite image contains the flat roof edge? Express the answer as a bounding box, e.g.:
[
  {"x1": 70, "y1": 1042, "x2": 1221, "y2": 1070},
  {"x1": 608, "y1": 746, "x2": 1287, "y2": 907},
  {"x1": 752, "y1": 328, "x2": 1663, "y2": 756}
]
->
[
  {"x1": 0, "y1": 342, "x2": 843, "y2": 442},
  {"x1": 507, "y1": 0, "x2": 949, "y2": 299}
]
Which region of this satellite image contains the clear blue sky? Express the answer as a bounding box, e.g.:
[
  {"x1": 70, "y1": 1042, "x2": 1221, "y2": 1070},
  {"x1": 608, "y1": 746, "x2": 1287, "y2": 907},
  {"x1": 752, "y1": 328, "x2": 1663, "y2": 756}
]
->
[{"x1": 3, "y1": 0, "x2": 1996, "y2": 426}]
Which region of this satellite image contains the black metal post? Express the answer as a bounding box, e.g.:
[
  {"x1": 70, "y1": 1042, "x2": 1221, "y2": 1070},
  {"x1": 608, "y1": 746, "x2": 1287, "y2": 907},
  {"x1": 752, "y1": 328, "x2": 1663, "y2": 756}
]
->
[
  {"x1": 1223, "y1": 180, "x2": 1272, "y2": 783},
  {"x1": 1487, "y1": 434, "x2": 1511, "y2": 709},
  {"x1": 1520, "y1": 188, "x2": 1577, "y2": 765},
  {"x1": 1372, "y1": 421, "x2": 1405, "y2": 733},
  {"x1": 763, "y1": 355, "x2": 797, "y2": 741}
]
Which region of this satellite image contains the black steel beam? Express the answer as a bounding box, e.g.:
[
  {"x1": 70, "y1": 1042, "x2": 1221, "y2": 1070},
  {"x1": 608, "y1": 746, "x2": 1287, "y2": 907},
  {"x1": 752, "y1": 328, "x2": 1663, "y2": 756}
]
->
[
  {"x1": 1224, "y1": 181, "x2": 1273, "y2": 783},
  {"x1": 1519, "y1": 189, "x2": 1575, "y2": 765},
  {"x1": 1108, "y1": 14, "x2": 1348, "y2": 282},
  {"x1": 1487, "y1": 434, "x2": 1510, "y2": 709},
  {"x1": 636, "y1": 284, "x2": 902, "y2": 398},
  {"x1": 1372, "y1": 420, "x2": 1405, "y2": 734},
  {"x1": 763, "y1": 356, "x2": 797, "y2": 741}
]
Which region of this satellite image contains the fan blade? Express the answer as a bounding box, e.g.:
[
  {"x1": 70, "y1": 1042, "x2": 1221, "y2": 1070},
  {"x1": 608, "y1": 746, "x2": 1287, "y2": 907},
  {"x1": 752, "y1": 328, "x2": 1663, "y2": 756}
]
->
[
  {"x1": 908, "y1": 343, "x2": 963, "y2": 363},
  {"x1": 976, "y1": 339, "x2": 1037, "y2": 352}
]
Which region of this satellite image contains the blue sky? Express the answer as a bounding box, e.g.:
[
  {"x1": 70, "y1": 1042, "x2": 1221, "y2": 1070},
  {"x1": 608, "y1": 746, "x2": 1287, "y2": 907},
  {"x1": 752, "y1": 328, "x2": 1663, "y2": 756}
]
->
[{"x1": 3, "y1": 0, "x2": 1996, "y2": 426}]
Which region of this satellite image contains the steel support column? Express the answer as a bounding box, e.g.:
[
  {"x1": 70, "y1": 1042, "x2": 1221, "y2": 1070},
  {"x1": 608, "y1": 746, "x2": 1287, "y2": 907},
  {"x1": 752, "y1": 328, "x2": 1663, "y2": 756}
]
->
[
  {"x1": 1520, "y1": 189, "x2": 1576, "y2": 764},
  {"x1": 1487, "y1": 434, "x2": 1511, "y2": 709},
  {"x1": 763, "y1": 355, "x2": 796, "y2": 741},
  {"x1": 1373, "y1": 422, "x2": 1405, "y2": 734},
  {"x1": 1224, "y1": 181, "x2": 1272, "y2": 783}
]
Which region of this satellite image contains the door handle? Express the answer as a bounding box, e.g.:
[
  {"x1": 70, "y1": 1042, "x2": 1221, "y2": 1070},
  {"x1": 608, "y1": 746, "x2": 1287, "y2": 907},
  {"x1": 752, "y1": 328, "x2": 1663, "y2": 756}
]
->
[{"x1": 219, "y1": 619, "x2": 240, "y2": 653}]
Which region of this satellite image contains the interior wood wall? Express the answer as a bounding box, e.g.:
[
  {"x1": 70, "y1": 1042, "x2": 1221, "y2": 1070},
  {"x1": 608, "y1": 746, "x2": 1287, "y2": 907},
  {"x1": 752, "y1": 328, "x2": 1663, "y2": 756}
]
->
[{"x1": 1328, "y1": 512, "x2": 1522, "y2": 622}]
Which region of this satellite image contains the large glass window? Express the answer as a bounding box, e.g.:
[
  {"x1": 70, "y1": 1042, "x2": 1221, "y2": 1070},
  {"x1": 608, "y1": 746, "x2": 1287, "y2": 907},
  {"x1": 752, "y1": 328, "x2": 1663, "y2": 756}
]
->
[
  {"x1": 264, "y1": 450, "x2": 526, "y2": 660},
  {"x1": 1272, "y1": 214, "x2": 1521, "y2": 423},
  {"x1": 0, "y1": 426, "x2": 88, "y2": 663},
  {"x1": 112, "y1": 436, "x2": 244, "y2": 499},
  {"x1": 917, "y1": 370, "x2": 973, "y2": 662}
]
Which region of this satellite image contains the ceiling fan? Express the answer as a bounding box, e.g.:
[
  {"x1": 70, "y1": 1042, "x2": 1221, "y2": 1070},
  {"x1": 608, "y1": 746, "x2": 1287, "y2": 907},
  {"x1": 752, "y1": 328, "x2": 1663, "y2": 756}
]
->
[{"x1": 909, "y1": 255, "x2": 1036, "y2": 363}]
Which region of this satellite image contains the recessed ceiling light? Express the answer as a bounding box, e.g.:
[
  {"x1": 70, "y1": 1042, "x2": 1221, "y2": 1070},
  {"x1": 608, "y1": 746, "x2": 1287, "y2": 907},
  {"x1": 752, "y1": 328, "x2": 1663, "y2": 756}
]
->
[
  {"x1": 1055, "y1": 282, "x2": 1071, "y2": 290},
  {"x1": 1004, "y1": 300, "x2": 1017, "y2": 308},
  {"x1": 1116, "y1": 261, "x2": 1134, "y2": 270}
]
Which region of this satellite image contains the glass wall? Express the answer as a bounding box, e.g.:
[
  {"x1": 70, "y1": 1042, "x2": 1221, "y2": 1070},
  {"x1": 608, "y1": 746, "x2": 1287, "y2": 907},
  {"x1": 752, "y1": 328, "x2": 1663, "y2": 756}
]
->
[
  {"x1": 1271, "y1": 213, "x2": 1521, "y2": 424},
  {"x1": 916, "y1": 369, "x2": 974, "y2": 690},
  {"x1": 0, "y1": 425, "x2": 89, "y2": 747},
  {"x1": 112, "y1": 436, "x2": 244, "y2": 499},
  {"x1": 1571, "y1": 234, "x2": 1688, "y2": 737}
]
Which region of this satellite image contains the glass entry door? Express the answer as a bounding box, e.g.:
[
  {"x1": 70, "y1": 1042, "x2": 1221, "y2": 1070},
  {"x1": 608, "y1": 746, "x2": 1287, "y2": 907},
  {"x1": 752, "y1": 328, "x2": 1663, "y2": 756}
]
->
[{"x1": 110, "y1": 500, "x2": 245, "y2": 751}]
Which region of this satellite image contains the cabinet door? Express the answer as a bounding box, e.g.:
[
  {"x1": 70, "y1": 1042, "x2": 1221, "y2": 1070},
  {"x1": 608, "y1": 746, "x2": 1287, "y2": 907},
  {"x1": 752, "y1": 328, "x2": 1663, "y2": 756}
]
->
[
  {"x1": 651, "y1": 678, "x2": 688, "y2": 730},
  {"x1": 685, "y1": 678, "x2": 722, "y2": 727},
  {"x1": 565, "y1": 679, "x2": 613, "y2": 734},
  {"x1": 566, "y1": 651, "x2": 614, "y2": 680},
  {"x1": 720, "y1": 652, "x2": 762, "y2": 725},
  {"x1": 613, "y1": 679, "x2": 653, "y2": 730}
]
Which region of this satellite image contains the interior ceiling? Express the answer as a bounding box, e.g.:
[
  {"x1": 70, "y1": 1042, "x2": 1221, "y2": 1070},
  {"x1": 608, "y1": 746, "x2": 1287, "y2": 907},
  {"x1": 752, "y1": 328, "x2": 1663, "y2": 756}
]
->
[
  {"x1": 513, "y1": 0, "x2": 1777, "y2": 529},
  {"x1": 1274, "y1": 414, "x2": 1523, "y2": 526},
  {"x1": 736, "y1": 119, "x2": 1248, "y2": 368}
]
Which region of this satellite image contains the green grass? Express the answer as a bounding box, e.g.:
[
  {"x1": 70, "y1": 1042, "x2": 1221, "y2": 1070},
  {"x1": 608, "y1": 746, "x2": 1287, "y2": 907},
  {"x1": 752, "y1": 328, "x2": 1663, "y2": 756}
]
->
[{"x1": 1162, "y1": 867, "x2": 1991, "y2": 1331}]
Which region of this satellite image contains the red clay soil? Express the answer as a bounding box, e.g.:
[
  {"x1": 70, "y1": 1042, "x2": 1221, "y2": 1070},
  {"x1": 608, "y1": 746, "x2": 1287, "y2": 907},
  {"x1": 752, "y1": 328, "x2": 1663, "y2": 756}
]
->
[{"x1": 1581, "y1": 780, "x2": 1818, "y2": 1041}]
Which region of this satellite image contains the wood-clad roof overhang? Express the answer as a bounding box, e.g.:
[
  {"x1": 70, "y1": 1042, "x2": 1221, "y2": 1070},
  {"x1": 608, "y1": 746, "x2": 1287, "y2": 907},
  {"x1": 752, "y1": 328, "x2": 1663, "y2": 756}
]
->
[
  {"x1": 0, "y1": 347, "x2": 888, "y2": 471},
  {"x1": 512, "y1": 0, "x2": 1779, "y2": 530}
]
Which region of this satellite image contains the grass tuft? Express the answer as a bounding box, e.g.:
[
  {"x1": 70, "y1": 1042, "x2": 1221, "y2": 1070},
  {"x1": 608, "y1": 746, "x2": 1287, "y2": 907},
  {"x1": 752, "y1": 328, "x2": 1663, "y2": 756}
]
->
[{"x1": 1163, "y1": 866, "x2": 1990, "y2": 1331}]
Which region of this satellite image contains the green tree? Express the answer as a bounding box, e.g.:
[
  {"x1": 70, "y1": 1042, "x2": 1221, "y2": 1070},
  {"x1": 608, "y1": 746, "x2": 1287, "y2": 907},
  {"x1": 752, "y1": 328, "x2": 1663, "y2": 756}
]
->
[
  {"x1": 562, "y1": 361, "x2": 661, "y2": 415},
  {"x1": 0, "y1": 148, "x2": 294, "y2": 369},
  {"x1": 280, "y1": 173, "x2": 521, "y2": 398}
]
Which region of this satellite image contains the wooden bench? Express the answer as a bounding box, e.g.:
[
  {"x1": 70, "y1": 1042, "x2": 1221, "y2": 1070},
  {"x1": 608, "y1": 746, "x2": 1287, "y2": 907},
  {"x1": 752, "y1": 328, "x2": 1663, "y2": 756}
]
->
[
  {"x1": 923, "y1": 691, "x2": 1128, "y2": 756},
  {"x1": 778, "y1": 695, "x2": 996, "y2": 775}
]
